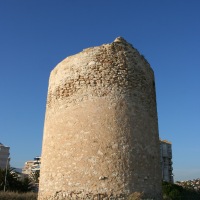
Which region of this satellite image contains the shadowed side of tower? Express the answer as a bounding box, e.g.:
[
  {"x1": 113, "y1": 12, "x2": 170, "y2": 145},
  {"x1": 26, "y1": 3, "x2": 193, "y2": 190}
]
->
[{"x1": 38, "y1": 37, "x2": 162, "y2": 199}]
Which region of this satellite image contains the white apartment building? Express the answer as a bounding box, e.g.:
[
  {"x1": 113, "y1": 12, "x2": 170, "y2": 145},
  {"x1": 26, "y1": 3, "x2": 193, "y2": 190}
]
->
[
  {"x1": 22, "y1": 160, "x2": 35, "y2": 175},
  {"x1": 0, "y1": 143, "x2": 10, "y2": 169},
  {"x1": 160, "y1": 140, "x2": 174, "y2": 183},
  {"x1": 22, "y1": 156, "x2": 41, "y2": 175}
]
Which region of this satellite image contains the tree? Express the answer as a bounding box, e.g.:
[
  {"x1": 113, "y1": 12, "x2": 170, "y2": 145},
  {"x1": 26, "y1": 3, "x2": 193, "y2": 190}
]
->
[
  {"x1": 0, "y1": 167, "x2": 33, "y2": 192},
  {"x1": 20, "y1": 176, "x2": 33, "y2": 192},
  {"x1": 0, "y1": 167, "x2": 21, "y2": 191},
  {"x1": 28, "y1": 170, "x2": 40, "y2": 192}
]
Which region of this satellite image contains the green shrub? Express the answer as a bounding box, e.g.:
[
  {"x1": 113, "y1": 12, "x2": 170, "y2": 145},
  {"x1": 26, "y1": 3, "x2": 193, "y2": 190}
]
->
[{"x1": 162, "y1": 181, "x2": 200, "y2": 200}]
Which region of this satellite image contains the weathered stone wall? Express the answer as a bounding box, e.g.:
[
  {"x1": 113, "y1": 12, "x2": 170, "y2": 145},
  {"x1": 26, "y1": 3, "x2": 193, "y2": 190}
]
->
[{"x1": 38, "y1": 37, "x2": 162, "y2": 199}]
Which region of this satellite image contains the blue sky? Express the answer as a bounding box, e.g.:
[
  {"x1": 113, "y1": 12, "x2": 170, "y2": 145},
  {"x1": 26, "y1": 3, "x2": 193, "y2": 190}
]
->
[{"x1": 0, "y1": 0, "x2": 199, "y2": 181}]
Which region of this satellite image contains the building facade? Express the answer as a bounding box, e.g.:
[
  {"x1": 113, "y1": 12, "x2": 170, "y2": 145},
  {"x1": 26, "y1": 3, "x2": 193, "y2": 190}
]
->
[
  {"x1": 22, "y1": 156, "x2": 41, "y2": 175},
  {"x1": 160, "y1": 140, "x2": 174, "y2": 183},
  {"x1": 0, "y1": 143, "x2": 10, "y2": 169}
]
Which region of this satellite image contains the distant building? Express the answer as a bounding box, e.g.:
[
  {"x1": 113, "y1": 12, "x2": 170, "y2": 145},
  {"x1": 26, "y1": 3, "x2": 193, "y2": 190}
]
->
[
  {"x1": 22, "y1": 160, "x2": 35, "y2": 175},
  {"x1": 176, "y1": 178, "x2": 200, "y2": 191},
  {"x1": 160, "y1": 140, "x2": 174, "y2": 183},
  {"x1": 22, "y1": 156, "x2": 41, "y2": 175},
  {"x1": 22, "y1": 156, "x2": 41, "y2": 192},
  {"x1": 32, "y1": 156, "x2": 41, "y2": 173},
  {"x1": 0, "y1": 143, "x2": 10, "y2": 169}
]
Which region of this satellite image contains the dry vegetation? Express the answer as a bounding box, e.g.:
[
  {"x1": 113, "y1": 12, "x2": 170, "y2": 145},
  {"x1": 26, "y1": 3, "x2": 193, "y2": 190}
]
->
[{"x1": 0, "y1": 191, "x2": 37, "y2": 200}]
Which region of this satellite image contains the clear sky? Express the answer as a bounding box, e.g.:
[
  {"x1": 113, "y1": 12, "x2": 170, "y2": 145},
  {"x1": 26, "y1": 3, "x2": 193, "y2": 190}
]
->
[{"x1": 0, "y1": 0, "x2": 199, "y2": 181}]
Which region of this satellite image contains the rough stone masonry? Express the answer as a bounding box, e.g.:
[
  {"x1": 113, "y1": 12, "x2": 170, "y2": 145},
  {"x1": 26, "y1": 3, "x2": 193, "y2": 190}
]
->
[{"x1": 38, "y1": 37, "x2": 162, "y2": 199}]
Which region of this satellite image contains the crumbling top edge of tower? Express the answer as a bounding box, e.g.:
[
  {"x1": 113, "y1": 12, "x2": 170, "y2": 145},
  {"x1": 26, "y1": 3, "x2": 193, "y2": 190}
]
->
[
  {"x1": 53, "y1": 36, "x2": 151, "y2": 74},
  {"x1": 113, "y1": 36, "x2": 150, "y2": 65},
  {"x1": 81, "y1": 36, "x2": 134, "y2": 52},
  {"x1": 113, "y1": 36, "x2": 128, "y2": 44}
]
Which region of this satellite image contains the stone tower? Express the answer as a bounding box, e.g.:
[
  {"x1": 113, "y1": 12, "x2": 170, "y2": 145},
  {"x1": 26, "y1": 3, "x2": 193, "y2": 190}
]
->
[{"x1": 38, "y1": 37, "x2": 162, "y2": 199}]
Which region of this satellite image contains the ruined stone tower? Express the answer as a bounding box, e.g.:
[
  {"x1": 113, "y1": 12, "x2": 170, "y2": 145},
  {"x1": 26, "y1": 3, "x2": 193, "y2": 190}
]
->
[{"x1": 38, "y1": 37, "x2": 162, "y2": 199}]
